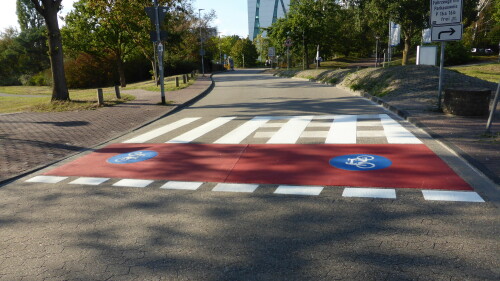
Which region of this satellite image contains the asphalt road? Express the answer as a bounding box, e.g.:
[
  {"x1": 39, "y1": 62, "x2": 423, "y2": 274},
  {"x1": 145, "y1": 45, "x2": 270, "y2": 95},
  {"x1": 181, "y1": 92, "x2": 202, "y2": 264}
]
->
[{"x1": 1, "y1": 70, "x2": 498, "y2": 280}]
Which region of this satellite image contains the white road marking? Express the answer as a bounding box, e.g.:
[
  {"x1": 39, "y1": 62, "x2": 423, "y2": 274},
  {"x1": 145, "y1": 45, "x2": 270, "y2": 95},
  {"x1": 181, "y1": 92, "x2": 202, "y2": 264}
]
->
[
  {"x1": 422, "y1": 190, "x2": 485, "y2": 202},
  {"x1": 123, "y1": 118, "x2": 199, "y2": 143},
  {"x1": 379, "y1": 114, "x2": 422, "y2": 144},
  {"x1": 26, "y1": 176, "x2": 67, "y2": 184},
  {"x1": 113, "y1": 179, "x2": 153, "y2": 188},
  {"x1": 326, "y1": 115, "x2": 357, "y2": 144},
  {"x1": 274, "y1": 185, "x2": 323, "y2": 196},
  {"x1": 215, "y1": 116, "x2": 271, "y2": 144},
  {"x1": 160, "y1": 181, "x2": 203, "y2": 190},
  {"x1": 267, "y1": 116, "x2": 313, "y2": 144},
  {"x1": 342, "y1": 188, "x2": 396, "y2": 199},
  {"x1": 69, "y1": 177, "x2": 110, "y2": 185},
  {"x1": 357, "y1": 121, "x2": 381, "y2": 127},
  {"x1": 167, "y1": 117, "x2": 235, "y2": 143},
  {"x1": 212, "y1": 183, "x2": 259, "y2": 193}
]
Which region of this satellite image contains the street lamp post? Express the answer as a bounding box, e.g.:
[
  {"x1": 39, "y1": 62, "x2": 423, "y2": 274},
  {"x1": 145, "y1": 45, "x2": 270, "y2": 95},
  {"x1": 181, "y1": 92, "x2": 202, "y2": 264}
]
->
[
  {"x1": 198, "y1": 9, "x2": 205, "y2": 77},
  {"x1": 218, "y1": 32, "x2": 222, "y2": 65}
]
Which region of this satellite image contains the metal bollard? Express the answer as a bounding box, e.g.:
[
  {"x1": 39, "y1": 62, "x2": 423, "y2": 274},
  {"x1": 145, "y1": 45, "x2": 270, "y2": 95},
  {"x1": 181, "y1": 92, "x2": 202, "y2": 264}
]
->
[
  {"x1": 175, "y1": 77, "x2": 179, "y2": 87},
  {"x1": 182, "y1": 74, "x2": 187, "y2": 84},
  {"x1": 114, "y1": 85, "x2": 121, "y2": 99},
  {"x1": 97, "y1": 88, "x2": 104, "y2": 105},
  {"x1": 186, "y1": 74, "x2": 190, "y2": 82}
]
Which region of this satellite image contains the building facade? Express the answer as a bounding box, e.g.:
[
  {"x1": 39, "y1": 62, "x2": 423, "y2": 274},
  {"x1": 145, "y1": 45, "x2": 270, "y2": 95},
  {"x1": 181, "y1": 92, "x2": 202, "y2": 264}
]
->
[{"x1": 248, "y1": 0, "x2": 290, "y2": 40}]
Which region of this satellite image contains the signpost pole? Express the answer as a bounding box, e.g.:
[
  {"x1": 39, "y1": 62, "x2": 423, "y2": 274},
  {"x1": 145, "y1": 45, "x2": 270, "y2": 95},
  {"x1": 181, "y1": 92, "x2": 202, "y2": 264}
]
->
[
  {"x1": 437, "y1": 42, "x2": 446, "y2": 110},
  {"x1": 287, "y1": 45, "x2": 290, "y2": 70},
  {"x1": 485, "y1": 81, "x2": 500, "y2": 133},
  {"x1": 154, "y1": 0, "x2": 166, "y2": 104}
]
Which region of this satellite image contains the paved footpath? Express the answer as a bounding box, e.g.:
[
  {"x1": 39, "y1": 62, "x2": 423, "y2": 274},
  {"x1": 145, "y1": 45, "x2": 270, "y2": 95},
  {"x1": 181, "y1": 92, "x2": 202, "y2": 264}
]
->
[{"x1": 0, "y1": 77, "x2": 213, "y2": 184}]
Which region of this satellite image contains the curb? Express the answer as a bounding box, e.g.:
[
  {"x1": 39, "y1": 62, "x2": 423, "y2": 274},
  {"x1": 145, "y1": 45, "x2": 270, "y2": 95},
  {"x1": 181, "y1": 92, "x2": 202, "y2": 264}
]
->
[
  {"x1": 274, "y1": 72, "x2": 500, "y2": 186},
  {"x1": 0, "y1": 75, "x2": 216, "y2": 187}
]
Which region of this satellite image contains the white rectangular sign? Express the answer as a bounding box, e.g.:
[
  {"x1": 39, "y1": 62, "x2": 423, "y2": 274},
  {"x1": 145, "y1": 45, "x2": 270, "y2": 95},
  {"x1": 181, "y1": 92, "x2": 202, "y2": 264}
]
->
[
  {"x1": 431, "y1": 24, "x2": 463, "y2": 41},
  {"x1": 430, "y1": 0, "x2": 462, "y2": 26}
]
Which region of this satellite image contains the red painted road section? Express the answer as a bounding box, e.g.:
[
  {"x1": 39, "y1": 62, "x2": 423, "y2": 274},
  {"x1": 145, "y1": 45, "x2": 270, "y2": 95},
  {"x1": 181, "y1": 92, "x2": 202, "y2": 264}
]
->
[{"x1": 44, "y1": 143, "x2": 472, "y2": 190}]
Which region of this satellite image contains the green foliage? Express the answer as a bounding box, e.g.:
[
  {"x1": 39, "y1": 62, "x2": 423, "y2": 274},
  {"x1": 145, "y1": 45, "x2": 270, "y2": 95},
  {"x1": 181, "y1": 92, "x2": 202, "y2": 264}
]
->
[
  {"x1": 443, "y1": 41, "x2": 472, "y2": 66},
  {"x1": 16, "y1": 0, "x2": 44, "y2": 31},
  {"x1": 230, "y1": 38, "x2": 259, "y2": 67},
  {"x1": 64, "y1": 53, "x2": 114, "y2": 89}
]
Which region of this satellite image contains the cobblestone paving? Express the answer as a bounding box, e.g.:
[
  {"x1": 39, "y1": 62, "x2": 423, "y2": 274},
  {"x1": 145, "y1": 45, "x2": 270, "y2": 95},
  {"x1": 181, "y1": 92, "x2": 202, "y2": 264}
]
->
[
  {"x1": 0, "y1": 184, "x2": 498, "y2": 280},
  {"x1": 0, "y1": 78, "x2": 212, "y2": 183}
]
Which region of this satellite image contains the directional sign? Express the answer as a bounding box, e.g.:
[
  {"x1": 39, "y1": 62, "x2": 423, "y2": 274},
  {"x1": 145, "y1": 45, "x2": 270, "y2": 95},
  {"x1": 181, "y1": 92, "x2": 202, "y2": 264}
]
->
[
  {"x1": 431, "y1": 24, "x2": 463, "y2": 42},
  {"x1": 149, "y1": 30, "x2": 168, "y2": 42},
  {"x1": 430, "y1": 0, "x2": 462, "y2": 26}
]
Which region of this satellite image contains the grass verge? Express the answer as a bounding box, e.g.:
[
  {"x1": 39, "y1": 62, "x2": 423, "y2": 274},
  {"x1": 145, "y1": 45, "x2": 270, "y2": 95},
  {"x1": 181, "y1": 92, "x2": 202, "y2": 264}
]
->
[{"x1": 448, "y1": 62, "x2": 500, "y2": 83}]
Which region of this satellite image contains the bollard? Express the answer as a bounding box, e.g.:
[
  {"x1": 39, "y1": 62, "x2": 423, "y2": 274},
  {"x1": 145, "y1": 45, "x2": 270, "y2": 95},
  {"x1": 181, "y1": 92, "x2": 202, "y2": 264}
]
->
[
  {"x1": 186, "y1": 74, "x2": 190, "y2": 82},
  {"x1": 97, "y1": 88, "x2": 104, "y2": 105},
  {"x1": 182, "y1": 74, "x2": 187, "y2": 84},
  {"x1": 175, "y1": 77, "x2": 179, "y2": 87},
  {"x1": 114, "y1": 85, "x2": 121, "y2": 99},
  {"x1": 191, "y1": 71, "x2": 194, "y2": 78}
]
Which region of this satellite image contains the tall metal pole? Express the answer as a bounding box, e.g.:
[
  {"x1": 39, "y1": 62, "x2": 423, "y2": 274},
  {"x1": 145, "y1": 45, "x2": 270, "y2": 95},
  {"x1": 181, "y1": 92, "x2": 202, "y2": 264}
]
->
[
  {"x1": 287, "y1": 45, "x2": 290, "y2": 70},
  {"x1": 154, "y1": 0, "x2": 165, "y2": 104},
  {"x1": 438, "y1": 42, "x2": 446, "y2": 110},
  {"x1": 218, "y1": 32, "x2": 222, "y2": 65},
  {"x1": 199, "y1": 9, "x2": 205, "y2": 77},
  {"x1": 485, "y1": 81, "x2": 500, "y2": 133},
  {"x1": 375, "y1": 36, "x2": 379, "y2": 67}
]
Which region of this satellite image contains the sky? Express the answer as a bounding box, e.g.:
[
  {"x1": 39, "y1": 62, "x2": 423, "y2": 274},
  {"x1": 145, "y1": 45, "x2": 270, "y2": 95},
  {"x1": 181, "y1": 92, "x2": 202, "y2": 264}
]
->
[{"x1": 0, "y1": 0, "x2": 249, "y2": 38}]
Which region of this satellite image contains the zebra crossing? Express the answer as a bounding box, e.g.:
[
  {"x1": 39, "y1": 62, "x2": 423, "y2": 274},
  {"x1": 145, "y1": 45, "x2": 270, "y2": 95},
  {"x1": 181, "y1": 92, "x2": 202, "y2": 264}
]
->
[{"x1": 122, "y1": 114, "x2": 423, "y2": 144}]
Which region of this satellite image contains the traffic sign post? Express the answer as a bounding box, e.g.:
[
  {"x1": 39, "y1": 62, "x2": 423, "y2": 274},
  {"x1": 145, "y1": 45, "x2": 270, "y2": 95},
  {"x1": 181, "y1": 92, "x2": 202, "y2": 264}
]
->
[
  {"x1": 268, "y1": 47, "x2": 275, "y2": 68},
  {"x1": 430, "y1": 0, "x2": 463, "y2": 110},
  {"x1": 284, "y1": 38, "x2": 292, "y2": 70},
  {"x1": 145, "y1": 1, "x2": 168, "y2": 104}
]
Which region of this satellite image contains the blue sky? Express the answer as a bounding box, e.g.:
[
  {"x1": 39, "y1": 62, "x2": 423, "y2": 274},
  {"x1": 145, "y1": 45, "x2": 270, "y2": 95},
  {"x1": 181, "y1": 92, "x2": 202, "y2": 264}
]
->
[{"x1": 0, "y1": 0, "x2": 249, "y2": 38}]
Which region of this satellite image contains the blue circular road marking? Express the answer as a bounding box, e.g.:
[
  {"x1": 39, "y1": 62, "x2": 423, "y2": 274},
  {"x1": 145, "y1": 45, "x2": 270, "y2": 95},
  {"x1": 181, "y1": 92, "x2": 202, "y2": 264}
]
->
[
  {"x1": 329, "y1": 154, "x2": 392, "y2": 171},
  {"x1": 107, "y1": 150, "x2": 158, "y2": 164}
]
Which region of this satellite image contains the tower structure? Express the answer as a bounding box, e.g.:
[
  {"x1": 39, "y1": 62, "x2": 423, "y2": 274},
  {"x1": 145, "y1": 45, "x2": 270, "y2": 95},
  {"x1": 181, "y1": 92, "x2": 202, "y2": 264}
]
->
[{"x1": 248, "y1": 0, "x2": 290, "y2": 40}]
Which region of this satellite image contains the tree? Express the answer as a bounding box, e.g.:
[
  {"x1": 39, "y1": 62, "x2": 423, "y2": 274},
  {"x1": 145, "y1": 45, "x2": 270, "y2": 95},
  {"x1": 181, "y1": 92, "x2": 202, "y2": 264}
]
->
[
  {"x1": 230, "y1": 38, "x2": 258, "y2": 67},
  {"x1": 30, "y1": 0, "x2": 69, "y2": 101}
]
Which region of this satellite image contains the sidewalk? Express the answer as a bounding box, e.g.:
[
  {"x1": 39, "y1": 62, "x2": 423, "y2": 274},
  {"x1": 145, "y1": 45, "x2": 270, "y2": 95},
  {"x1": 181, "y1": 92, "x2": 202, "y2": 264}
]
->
[
  {"x1": 0, "y1": 76, "x2": 213, "y2": 184},
  {"x1": 0, "y1": 72, "x2": 498, "y2": 187}
]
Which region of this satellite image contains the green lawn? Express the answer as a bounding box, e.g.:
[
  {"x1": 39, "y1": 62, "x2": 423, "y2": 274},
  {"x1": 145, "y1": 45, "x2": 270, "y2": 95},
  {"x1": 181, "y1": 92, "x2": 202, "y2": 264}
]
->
[
  {"x1": 0, "y1": 74, "x2": 197, "y2": 113},
  {"x1": 448, "y1": 62, "x2": 500, "y2": 83}
]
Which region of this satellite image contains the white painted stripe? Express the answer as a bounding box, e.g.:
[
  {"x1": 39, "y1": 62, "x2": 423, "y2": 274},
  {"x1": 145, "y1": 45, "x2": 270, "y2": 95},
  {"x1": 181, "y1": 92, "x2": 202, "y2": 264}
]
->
[
  {"x1": 212, "y1": 183, "x2": 258, "y2": 193},
  {"x1": 342, "y1": 188, "x2": 396, "y2": 199},
  {"x1": 26, "y1": 176, "x2": 67, "y2": 184},
  {"x1": 160, "y1": 181, "x2": 203, "y2": 190},
  {"x1": 215, "y1": 116, "x2": 271, "y2": 144},
  {"x1": 300, "y1": 131, "x2": 328, "y2": 138},
  {"x1": 69, "y1": 177, "x2": 109, "y2": 185},
  {"x1": 422, "y1": 190, "x2": 485, "y2": 202},
  {"x1": 261, "y1": 123, "x2": 285, "y2": 128},
  {"x1": 167, "y1": 117, "x2": 235, "y2": 143},
  {"x1": 123, "y1": 118, "x2": 199, "y2": 143},
  {"x1": 379, "y1": 114, "x2": 422, "y2": 144},
  {"x1": 357, "y1": 130, "x2": 386, "y2": 138},
  {"x1": 274, "y1": 185, "x2": 323, "y2": 196},
  {"x1": 113, "y1": 179, "x2": 153, "y2": 188},
  {"x1": 326, "y1": 115, "x2": 357, "y2": 144},
  {"x1": 267, "y1": 116, "x2": 313, "y2": 144}
]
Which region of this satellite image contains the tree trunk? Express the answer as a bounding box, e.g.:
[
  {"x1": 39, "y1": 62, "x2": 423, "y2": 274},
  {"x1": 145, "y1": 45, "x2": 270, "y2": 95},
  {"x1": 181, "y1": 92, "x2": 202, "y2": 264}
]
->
[
  {"x1": 305, "y1": 43, "x2": 310, "y2": 69},
  {"x1": 402, "y1": 34, "x2": 411, "y2": 66},
  {"x1": 45, "y1": 5, "x2": 69, "y2": 101},
  {"x1": 116, "y1": 57, "x2": 126, "y2": 88}
]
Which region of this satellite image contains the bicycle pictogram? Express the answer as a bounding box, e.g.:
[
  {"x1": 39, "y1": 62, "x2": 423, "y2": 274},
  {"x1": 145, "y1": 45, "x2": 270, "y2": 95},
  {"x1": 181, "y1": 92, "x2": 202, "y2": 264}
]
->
[
  {"x1": 107, "y1": 150, "x2": 158, "y2": 164},
  {"x1": 345, "y1": 155, "x2": 376, "y2": 169}
]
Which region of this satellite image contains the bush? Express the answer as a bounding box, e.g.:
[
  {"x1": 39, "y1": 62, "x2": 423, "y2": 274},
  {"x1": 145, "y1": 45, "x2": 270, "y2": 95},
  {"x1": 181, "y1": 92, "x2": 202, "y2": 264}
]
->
[
  {"x1": 65, "y1": 53, "x2": 114, "y2": 88},
  {"x1": 443, "y1": 41, "x2": 472, "y2": 66}
]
